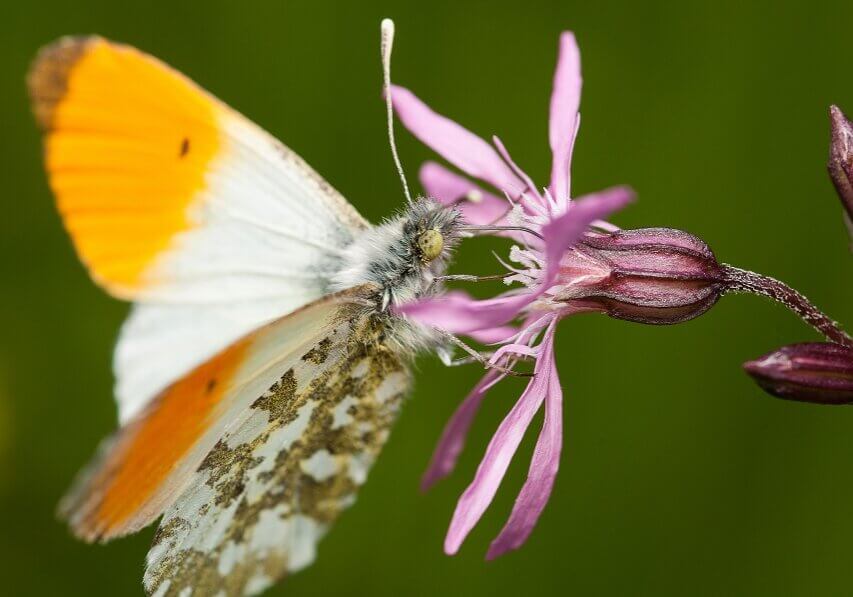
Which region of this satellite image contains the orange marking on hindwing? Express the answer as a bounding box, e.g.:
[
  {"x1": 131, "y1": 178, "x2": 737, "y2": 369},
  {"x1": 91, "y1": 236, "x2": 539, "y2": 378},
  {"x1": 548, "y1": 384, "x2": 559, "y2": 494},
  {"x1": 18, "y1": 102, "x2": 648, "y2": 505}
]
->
[
  {"x1": 28, "y1": 37, "x2": 223, "y2": 294},
  {"x1": 84, "y1": 337, "x2": 251, "y2": 538}
]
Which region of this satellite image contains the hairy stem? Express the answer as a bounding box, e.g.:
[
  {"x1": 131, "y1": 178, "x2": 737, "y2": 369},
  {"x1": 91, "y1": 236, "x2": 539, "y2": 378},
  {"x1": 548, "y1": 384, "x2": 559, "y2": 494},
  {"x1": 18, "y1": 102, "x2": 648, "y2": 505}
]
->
[{"x1": 722, "y1": 264, "x2": 852, "y2": 348}]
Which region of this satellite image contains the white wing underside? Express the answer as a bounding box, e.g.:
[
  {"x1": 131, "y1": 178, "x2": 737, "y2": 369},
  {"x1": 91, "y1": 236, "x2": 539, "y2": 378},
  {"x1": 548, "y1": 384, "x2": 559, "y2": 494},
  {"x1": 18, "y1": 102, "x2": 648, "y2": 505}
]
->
[
  {"x1": 115, "y1": 113, "x2": 368, "y2": 422},
  {"x1": 144, "y1": 305, "x2": 411, "y2": 597}
]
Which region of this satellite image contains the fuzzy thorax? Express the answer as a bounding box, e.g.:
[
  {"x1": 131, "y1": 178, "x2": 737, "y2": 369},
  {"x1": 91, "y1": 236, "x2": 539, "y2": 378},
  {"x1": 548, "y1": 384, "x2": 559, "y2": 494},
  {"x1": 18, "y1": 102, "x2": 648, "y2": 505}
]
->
[{"x1": 330, "y1": 198, "x2": 462, "y2": 350}]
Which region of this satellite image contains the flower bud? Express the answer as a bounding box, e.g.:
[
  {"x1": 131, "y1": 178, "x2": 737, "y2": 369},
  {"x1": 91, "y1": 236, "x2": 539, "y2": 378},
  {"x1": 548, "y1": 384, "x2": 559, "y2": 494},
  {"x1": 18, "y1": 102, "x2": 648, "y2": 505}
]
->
[
  {"x1": 743, "y1": 342, "x2": 853, "y2": 405},
  {"x1": 557, "y1": 228, "x2": 726, "y2": 324},
  {"x1": 829, "y1": 105, "x2": 853, "y2": 229}
]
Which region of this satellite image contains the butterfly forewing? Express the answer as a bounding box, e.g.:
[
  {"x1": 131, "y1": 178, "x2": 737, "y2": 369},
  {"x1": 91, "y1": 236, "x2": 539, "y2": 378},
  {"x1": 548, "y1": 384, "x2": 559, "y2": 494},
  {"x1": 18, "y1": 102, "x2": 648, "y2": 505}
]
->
[
  {"x1": 144, "y1": 305, "x2": 410, "y2": 597},
  {"x1": 27, "y1": 36, "x2": 369, "y2": 422}
]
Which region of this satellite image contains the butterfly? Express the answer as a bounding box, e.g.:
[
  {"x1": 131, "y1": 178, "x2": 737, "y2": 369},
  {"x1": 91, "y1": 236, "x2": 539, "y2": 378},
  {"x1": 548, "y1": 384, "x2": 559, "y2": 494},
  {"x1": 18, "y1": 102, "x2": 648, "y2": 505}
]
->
[{"x1": 27, "y1": 21, "x2": 478, "y2": 597}]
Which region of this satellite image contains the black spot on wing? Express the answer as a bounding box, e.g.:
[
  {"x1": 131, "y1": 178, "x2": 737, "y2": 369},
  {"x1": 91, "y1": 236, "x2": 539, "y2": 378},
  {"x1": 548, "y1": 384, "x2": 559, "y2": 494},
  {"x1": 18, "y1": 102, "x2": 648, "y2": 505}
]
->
[{"x1": 302, "y1": 337, "x2": 333, "y2": 365}]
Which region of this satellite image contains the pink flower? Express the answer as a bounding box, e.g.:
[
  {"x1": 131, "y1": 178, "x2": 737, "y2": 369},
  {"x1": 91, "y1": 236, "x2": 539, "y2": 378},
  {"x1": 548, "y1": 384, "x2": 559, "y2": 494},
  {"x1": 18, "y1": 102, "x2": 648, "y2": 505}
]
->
[
  {"x1": 391, "y1": 32, "x2": 636, "y2": 558},
  {"x1": 379, "y1": 20, "x2": 853, "y2": 564}
]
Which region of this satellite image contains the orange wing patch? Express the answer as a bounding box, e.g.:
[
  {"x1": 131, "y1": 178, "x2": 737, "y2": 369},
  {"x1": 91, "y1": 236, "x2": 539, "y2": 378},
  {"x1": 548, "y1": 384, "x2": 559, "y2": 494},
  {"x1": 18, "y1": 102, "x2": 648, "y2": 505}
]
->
[
  {"x1": 57, "y1": 288, "x2": 367, "y2": 543},
  {"x1": 60, "y1": 336, "x2": 250, "y2": 542},
  {"x1": 28, "y1": 37, "x2": 222, "y2": 295}
]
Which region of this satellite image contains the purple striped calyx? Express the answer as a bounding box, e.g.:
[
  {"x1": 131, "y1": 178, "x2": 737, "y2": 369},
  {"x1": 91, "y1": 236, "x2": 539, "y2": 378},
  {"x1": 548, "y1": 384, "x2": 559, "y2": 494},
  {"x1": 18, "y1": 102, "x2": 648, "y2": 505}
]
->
[
  {"x1": 556, "y1": 227, "x2": 726, "y2": 324},
  {"x1": 743, "y1": 342, "x2": 853, "y2": 405}
]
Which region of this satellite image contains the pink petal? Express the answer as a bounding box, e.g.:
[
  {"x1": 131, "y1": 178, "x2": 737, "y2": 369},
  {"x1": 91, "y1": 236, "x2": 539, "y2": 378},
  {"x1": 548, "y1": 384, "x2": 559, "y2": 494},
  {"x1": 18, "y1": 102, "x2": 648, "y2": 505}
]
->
[
  {"x1": 444, "y1": 322, "x2": 558, "y2": 555},
  {"x1": 390, "y1": 85, "x2": 525, "y2": 196},
  {"x1": 487, "y1": 336, "x2": 562, "y2": 559},
  {"x1": 549, "y1": 32, "x2": 583, "y2": 207},
  {"x1": 592, "y1": 219, "x2": 620, "y2": 233},
  {"x1": 398, "y1": 291, "x2": 532, "y2": 335},
  {"x1": 420, "y1": 162, "x2": 510, "y2": 225},
  {"x1": 421, "y1": 369, "x2": 505, "y2": 492},
  {"x1": 488, "y1": 343, "x2": 539, "y2": 364},
  {"x1": 492, "y1": 136, "x2": 548, "y2": 216},
  {"x1": 420, "y1": 313, "x2": 554, "y2": 494},
  {"x1": 492, "y1": 136, "x2": 538, "y2": 196},
  {"x1": 467, "y1": 325, "x2": 518, "y2": 345},
  {"x1": 541, "y1": 186, "x2": 636, "y2": 283}
]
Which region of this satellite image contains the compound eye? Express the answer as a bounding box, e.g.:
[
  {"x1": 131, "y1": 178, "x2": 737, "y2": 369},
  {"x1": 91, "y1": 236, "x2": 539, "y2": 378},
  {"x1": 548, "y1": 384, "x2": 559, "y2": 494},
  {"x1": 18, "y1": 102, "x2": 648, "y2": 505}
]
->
[{"x1": 417, "y1": 229, "x2": 444, "y2": 262}]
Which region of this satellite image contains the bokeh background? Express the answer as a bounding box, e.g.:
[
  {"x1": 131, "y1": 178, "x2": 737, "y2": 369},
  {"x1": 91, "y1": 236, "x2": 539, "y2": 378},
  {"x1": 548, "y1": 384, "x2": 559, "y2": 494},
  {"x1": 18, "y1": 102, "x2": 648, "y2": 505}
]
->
[{"x1": 2, "y1": 1, "x2": 853, "y2": 595}]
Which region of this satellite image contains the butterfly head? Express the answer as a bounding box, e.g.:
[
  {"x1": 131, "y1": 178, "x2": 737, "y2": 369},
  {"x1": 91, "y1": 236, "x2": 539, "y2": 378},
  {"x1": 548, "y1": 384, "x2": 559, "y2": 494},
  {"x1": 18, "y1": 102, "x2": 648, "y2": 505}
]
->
[
  {"x1": 403, "y1": 198, "x2": 462, "y2": 266},
  {"x1": 416, "y1": 229, "x2": 443, "y2": 263},
  {"x1": 328, "y1": 198, "x2": 462, "y2": 312}
]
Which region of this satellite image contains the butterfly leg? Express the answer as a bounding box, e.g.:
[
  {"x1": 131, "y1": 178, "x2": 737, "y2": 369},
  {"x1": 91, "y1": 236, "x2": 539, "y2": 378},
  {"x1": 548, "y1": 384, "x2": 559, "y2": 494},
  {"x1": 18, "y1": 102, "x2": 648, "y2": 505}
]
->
[
  {"x1": 434, "y1": 273, "x2": 512, "y2": 283},
  {"x1": 434, "y1": 328, "x2": 533, "y2": 378},
  {"x1": 446, "y1": 353, "x2": 495, "y2": 366}
]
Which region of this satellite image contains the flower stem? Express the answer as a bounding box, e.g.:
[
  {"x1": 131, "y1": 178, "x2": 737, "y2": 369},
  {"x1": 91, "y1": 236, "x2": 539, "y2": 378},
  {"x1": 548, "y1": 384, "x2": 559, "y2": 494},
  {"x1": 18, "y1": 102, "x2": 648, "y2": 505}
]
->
[{"x1": 722, "y1": 265, "x2": 852, "y2": 348}]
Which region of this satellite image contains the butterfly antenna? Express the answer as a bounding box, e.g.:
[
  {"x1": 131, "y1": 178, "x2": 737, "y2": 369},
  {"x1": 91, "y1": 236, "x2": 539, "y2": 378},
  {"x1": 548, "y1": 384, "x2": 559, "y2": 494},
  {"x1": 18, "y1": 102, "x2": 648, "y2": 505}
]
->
[{"x1": 380, "y1": 18, "x2": 414, "y2": 206}]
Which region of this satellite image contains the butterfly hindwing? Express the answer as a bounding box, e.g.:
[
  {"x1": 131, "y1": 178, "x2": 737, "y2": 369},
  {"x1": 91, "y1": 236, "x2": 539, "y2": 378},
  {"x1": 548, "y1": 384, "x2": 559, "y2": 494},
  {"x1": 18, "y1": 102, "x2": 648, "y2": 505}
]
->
[
  {"x1": 59, "y1": 288, "x2": 381, "y2": 542},
  {"x1": 144, "y1": 303, "x2": 411, "y2": 597},
  {"x1": 28, "y1": 36, "x2": 369, "y2": 422}
]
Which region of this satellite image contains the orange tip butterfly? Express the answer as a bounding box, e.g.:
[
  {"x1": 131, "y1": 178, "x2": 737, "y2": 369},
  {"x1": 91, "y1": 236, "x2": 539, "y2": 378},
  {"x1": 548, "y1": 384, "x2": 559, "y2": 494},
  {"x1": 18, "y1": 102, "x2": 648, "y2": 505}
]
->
[{"x1": 29, "y1": 18, "x2": 465, "y2": 597}]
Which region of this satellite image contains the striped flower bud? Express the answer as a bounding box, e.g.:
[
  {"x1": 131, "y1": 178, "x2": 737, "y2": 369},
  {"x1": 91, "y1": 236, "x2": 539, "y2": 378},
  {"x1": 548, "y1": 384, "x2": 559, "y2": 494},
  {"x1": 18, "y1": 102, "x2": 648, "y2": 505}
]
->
[
  {"x1": 557, "y1": 228, "x2": 726, "y2": 324},
  {"x1": 743, "y1": 342, "x2": 853, "y2": 405},
  {"x1": 829, "y1": 105, "x2": 853, "y2": 233}
]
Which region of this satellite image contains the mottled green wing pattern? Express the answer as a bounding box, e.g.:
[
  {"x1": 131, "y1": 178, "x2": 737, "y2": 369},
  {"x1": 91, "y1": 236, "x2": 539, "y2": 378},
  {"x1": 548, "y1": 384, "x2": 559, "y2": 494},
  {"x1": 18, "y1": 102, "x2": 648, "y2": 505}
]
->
[{"x1": 144, "y1": 310, "x2": 410, "y2": 597}]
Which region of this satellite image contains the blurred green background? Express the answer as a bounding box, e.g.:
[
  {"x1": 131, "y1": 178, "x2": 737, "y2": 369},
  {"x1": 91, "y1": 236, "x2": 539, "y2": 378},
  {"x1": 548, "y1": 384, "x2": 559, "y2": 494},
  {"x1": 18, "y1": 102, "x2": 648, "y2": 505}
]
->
[{"x1": 2, "y1": 0, "x2": 853, "y2": 595}]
